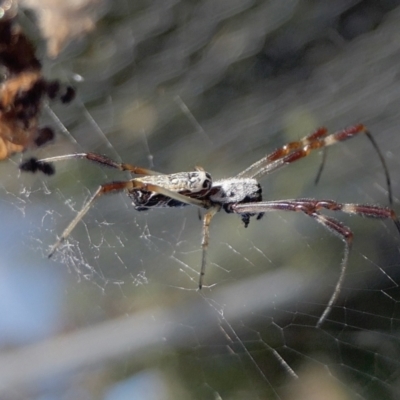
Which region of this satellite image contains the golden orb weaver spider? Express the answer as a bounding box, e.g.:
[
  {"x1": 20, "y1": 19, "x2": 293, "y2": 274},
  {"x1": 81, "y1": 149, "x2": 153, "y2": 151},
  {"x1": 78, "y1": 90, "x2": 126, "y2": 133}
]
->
[{"x1": 20, "y1": 124, "x2": 400, "y2": 327}]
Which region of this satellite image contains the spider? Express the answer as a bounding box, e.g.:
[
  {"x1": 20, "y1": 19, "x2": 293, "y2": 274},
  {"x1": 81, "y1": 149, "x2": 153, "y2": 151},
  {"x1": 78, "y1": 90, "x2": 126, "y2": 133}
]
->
[{"x1": 20, "y1": 124, "x2": 400, "y2": 327}]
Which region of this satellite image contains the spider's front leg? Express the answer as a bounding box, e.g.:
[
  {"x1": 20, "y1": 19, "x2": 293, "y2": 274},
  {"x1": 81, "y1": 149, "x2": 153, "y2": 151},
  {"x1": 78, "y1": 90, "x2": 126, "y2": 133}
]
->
[{"x1": 20, "y1": 153, "x2": 163, "y2": 176}]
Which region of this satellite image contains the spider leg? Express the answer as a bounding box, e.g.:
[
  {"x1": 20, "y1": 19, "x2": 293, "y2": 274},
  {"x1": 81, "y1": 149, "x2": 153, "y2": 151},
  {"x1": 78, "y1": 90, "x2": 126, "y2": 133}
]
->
[
  {"x1": 313, "y1": 147, "x2": 328, "y2": 185},
  {"x1": 236, "y1": 124, "x2": 393, "y2": 205},
  {"x1": 22, "y1": 153, "x2": 163, "y2": 176},
  {"x1": 310, "y1": 213, "x2": 351, "y2": 327},
  {"x1": 199, "y1": 205, "x2": 221, "y2": 289},
  {"x1": 314, "y1": 130, "x2": 393, "y2": 204},
  {"x1": 48, "y1": 181, "x2": 130, "y2": 257},
  {"x1": 48, "y1": 179, "x2": 210, "y2": 258},
  {"x1": 231, "y1": 199, "x2": 400, "y2": 326},
  {"x1": 236, "y1": 126, "x2": 329, "y2": 179}
]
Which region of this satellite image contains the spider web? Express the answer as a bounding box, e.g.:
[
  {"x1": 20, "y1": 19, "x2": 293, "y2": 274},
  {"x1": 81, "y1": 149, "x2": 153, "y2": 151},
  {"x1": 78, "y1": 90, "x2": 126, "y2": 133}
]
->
[{"x1": 2, "y1": 1, "x2": 400, "y2": 399}]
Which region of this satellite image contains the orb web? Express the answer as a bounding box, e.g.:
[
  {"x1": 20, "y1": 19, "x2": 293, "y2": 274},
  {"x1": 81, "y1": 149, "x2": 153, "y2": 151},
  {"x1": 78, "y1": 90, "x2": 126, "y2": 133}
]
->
[{"x1": 1, "y1": 2, "x2": 400, "y2": 399}]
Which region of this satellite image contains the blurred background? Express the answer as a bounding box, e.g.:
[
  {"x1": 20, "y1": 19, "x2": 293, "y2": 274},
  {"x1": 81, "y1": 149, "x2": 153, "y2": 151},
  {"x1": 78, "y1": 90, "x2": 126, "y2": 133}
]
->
[{"x1": 1, "y1": 0, "x2": 400, "y2": 398}]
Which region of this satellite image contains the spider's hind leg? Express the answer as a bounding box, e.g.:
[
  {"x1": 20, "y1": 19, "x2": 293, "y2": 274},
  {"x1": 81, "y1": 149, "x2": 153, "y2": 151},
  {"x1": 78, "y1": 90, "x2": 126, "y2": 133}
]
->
[
  {"x1": 231, "y1": 198, "x2": 400, "y2": 326},
  {"x1": 48, "y1": 178, "x2": 211, "y2": 258}
]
